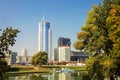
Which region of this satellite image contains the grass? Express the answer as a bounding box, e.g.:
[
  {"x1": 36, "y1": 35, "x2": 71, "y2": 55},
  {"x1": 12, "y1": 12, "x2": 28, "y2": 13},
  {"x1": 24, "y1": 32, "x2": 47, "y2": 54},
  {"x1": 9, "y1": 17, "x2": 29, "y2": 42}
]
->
[
  {"x1": 8, "y1": 65, "x2": 86, "y2": 74},
  {"x1": 8, "y1": 65, "x2": 52, "y2": 74},
  {"x1": 10, "y1": 66, "x2": 35, "y2": 72},
  {"x1": 42, "y1": 65, "x2": 86, "y2": 71},
  {"x1": 8, "y1": 70, "x2": 49, "y2": 74}
]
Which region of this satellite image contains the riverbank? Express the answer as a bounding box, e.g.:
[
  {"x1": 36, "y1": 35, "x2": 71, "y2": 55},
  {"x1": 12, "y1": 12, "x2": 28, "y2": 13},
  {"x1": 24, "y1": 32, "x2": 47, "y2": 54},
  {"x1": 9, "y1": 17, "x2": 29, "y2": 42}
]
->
[
  {"x1": 8, "y1": 70, "x2": 49, "y2": 74},
  {"x1": 8, "y1": 65, "x2": 86, "y2": 74}
]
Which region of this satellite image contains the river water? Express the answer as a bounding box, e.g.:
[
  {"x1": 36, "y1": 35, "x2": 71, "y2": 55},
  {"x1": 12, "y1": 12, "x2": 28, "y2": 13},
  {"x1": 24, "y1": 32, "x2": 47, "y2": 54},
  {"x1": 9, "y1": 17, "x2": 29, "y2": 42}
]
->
[{"x1": 5, "y1": 71, "x2": 86, "y2": 80}]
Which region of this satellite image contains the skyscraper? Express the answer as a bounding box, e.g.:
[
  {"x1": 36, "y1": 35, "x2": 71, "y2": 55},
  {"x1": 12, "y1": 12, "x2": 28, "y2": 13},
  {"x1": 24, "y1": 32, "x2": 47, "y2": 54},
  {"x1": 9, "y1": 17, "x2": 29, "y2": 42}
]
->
[
  {"x1": 54, "y1": 37, "x2": 71, "y2": 61},
  {"x1": 58, "y1": 37, "x2": 71, "y2": 47},
  {"x1": 38, "y1": 16, "x2": 52, "y2": 62}
]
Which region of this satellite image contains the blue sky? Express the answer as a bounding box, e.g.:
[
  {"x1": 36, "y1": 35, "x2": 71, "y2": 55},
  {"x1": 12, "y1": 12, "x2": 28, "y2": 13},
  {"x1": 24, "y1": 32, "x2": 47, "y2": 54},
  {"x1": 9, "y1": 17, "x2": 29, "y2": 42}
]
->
[{"x1": 0, "y1": 0, "x2": 102, "y2": 56}]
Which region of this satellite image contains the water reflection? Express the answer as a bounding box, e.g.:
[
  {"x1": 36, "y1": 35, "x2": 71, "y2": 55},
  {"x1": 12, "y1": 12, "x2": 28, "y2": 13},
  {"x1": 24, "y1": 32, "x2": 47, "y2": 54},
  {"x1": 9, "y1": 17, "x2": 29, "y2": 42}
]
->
[
  {"x1": 7, "y1": 71, "x2": 85, "y2": 80},
  {"x1": 48, "y1": 72, "x2": 84, "y2": 80}
]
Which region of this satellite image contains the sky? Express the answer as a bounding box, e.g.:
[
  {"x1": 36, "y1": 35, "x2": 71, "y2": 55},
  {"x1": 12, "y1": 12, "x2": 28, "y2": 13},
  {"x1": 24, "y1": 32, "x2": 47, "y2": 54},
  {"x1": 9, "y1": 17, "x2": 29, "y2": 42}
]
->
[{"x1": 0, "y1": 0, "x2": 102, "y2": 56}]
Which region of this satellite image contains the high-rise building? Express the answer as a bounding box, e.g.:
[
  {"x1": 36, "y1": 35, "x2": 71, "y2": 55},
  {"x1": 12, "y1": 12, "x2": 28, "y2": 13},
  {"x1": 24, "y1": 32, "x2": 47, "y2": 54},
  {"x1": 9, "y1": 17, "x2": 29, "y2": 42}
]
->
[
  {"x1": 21, "y1": 48, "x2": 27, "y2": 57},
  {"x1": 54, "y1": 37, "x2": 71, "y2": 61},
  {"x1": 58, "y1": 37, "x2": 71, "y2": 47},
  {"x1": 38, "y1": 16, "x2": 52, "y2": 62},
  {"x1": 11, "y1": 52, "x2": 17, "y2": 64}
]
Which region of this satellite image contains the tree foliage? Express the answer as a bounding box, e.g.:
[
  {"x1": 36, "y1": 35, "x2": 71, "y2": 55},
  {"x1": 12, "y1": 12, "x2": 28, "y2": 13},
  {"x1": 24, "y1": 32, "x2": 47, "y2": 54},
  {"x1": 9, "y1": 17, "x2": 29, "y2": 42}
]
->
[
  {"x1": 31, "y1": 51, "x2": 48, "y2": 66},
  {"x1": 0, "y1": 27, "x2": 20, "y2": 79},
  {"x1": 0, "y1": 27, "x2": 20, "y2": 54},
  {"x1": 74, "y1": 0, "x2": 120, "y2": 79}
]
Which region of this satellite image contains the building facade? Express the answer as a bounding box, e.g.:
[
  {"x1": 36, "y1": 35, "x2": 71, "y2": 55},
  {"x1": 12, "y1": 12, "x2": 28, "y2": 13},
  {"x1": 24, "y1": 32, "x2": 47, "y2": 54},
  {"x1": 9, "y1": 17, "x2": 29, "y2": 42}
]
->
[
  {"x1": 54, "y1": 37, "x2": 71, "y2": 62},
  {"x1": 54, "y1": 48, "x2": 59, "y2": 61},
  {"x1": 70, "y1": 51, "x2": 89, "y2": 63},
  {"x1": 21, "y1": 48, "x2": 27, "y2": 57},
  {"x1": 38, "y1": 17, "x2": 52, "y2": 62},
  {"x1": 58, "y1": 37, "x2": 71, "y2": 47},
  {"x1": 59, "y1": 46, "x2": 70, "y2": 62},
  {"x1": 16, "y1": 56, "x2": 31, "y2": 64},
  {"x1": 11, "y1": 52, "x2": 17, "y2": 64},
  {"x1": 16, "y1": 48, "x2": 31, "y2": 65}
]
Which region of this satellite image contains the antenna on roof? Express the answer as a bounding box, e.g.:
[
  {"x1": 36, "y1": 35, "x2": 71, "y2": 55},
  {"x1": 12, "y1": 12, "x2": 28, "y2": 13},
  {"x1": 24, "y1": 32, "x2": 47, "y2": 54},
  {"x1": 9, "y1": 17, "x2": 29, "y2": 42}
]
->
[{"x1": 42, "y1": 13, "x2": 45, "y2": 21}]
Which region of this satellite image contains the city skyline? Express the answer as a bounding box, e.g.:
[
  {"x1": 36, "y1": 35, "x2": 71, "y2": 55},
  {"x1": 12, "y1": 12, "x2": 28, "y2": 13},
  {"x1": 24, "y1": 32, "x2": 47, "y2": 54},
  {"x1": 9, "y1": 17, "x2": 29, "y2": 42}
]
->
[{"x1": 0, "y1": 0, "x2": 102, "y2": 55}]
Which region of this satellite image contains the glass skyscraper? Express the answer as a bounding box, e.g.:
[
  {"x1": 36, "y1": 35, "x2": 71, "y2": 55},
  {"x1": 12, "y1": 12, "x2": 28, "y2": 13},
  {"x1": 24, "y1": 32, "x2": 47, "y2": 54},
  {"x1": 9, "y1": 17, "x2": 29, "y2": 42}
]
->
[{"x1": 38, "y1": 17, "x2": 52, "y2": 62}]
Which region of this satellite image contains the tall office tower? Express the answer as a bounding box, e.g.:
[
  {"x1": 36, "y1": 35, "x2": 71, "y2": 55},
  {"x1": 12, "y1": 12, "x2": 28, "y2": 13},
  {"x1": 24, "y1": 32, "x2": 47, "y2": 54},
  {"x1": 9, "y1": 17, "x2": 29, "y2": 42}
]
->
[
  {"x1": 38, "y1": 16, "x2": 52, "y2": 62},
  {"x1": 58, "y1": 37, "x2": 71, "y2": 47}
]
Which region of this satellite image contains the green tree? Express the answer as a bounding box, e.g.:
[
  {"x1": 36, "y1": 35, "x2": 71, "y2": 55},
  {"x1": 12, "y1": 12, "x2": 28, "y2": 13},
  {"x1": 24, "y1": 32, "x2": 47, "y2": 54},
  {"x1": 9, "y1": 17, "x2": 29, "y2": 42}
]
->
[
  {"x1": 105, "y1": 4, "x2": 120, "y2": 79},
  {"x1": 74, "y1": 0, "x2": 120, "y2": 79},
  {"x1": 85, "y1": 56, "x2": 104, "y2": 80},
  {"x1": 0, "y1": 27, "x2": 20, "y2": 78},
  {"x1": 31, "y1": 51, "x2": 48, "y2": 66}
]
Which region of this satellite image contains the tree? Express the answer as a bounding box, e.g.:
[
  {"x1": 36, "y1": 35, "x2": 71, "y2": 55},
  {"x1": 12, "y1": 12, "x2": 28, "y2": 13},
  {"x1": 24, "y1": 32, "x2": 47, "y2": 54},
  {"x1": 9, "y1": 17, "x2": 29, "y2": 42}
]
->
[
  {"x1": 31, "y1": 51, "x2": 48, "y2": 66},
  {"x1": 74, "y1": 0, "x2": 120, "y2": 79},
  {"x1": 0, "y1": 27, "x2": 20, "y2": 78},
  {"x1": 105, "y1": 4, "x2": 120, "y2": 79}
]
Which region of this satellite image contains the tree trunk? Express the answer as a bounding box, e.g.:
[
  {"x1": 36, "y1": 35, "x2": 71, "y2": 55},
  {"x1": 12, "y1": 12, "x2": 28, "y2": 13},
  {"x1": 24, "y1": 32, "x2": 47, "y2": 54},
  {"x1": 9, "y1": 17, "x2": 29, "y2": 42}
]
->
[{"x1": 110, "y1": 76, "x2": 114, "y2": 80}]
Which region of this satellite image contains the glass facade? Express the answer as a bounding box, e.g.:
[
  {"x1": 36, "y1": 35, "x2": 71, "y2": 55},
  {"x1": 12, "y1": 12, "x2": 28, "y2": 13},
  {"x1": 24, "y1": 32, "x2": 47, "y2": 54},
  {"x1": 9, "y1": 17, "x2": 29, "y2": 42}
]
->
[
  {"x1": 43, "y1": 22, "x2": 50, "y2": 53},
  {"x1": 58, "y1": 37, "x2": 71, "y2": 47},
  {"x1": 38, "y1": 18, "x2": 52, "y2": 62},
  {"x1": 11, "y1": 52, "x2": 17, "y2": 64}
]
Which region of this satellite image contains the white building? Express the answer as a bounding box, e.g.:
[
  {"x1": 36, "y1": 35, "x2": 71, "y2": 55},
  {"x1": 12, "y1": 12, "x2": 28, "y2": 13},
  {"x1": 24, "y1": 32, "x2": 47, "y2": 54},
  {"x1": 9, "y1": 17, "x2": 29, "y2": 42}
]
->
[
  {"x1": 21, "y1": 48, "x2": 27, "y2": 57},
  {"x1": 16, "y1": 56, "x2": 31, "y2": 64},
  {"x1": 16, "y1": 48, "x2": 31, "y2": 64},
  {"x1": 54, "y1": 48, "x2": 59, "y2": 61},
  {"x1": 59, "y1": 46, "x2": 70, "y2": 62}
]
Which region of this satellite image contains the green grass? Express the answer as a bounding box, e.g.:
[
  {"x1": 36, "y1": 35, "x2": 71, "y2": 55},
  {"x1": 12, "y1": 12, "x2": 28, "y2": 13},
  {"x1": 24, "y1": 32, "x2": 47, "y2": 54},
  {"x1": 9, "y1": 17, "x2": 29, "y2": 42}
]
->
[
  {"x1": 68, "y1": 66, "x2": 86, "y2": 71},
  {"x1": 8, "y1": 65, "x2": 51, "y2": 74},
  {"x1": 9, "y1": 65, "x2": 86, "y2": 74},
  {"x1": 10, "y1": 66, "x2": 35, "y2": 72},
  {"x1": 8, "y1": 70, "x2": 49, "y2": 74},
  {"x1": 42, "y1": 65, "x2": 86, "y2": 71}
]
